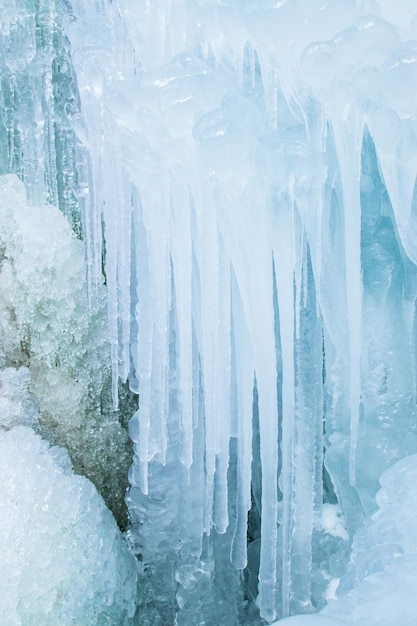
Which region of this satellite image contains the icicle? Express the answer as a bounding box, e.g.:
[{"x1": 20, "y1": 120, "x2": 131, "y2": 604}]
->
[
  {"x1": 366, "y1": 110, "x2": 417, "y2": 266},
  {"x1": 130, "y1": 192, "x2": 153, "y2": 495},
  {"x1": 95, "y1": 113, "x2": 121, "y2": 408},
  {"x1": 290, "y1": 238, "x2": 324, "y2": 615},
  {"x1": 298, "y1": 101, "x2": 327, "y2": 317},
  {"x1": 212, "y1": 232, "x2": 232, "y2": 535},
  {"x1": 330, "y1": 111, "x2": 364, "y2": 486},
  {"x1": 256, "y1": 353, "x2": 280, "y2": 623},
  {"x1": 170, "y1": 185, "x2": 194, "y2": 469},
  {"x1": 272, "y1": 193, "x2": 295, "y2": 620},
  {"x1": 230, "y1": 268, "x2": 254, "y2": 570},
  {"x1": 197, "y1": 191, "x2": 221, "y2": 534},
  {"x1": 294, "y1": 214, "x2": 305, "y2": 340},
  {"x1": 139, "y1": 177, "x2": 170, "y2": 466},
  {"x1": 77, "y1": 147, "x2": 104, "y2": 306}
]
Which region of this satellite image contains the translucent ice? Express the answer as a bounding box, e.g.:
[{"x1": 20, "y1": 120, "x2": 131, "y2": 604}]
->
[{"x1": 277, "y1": 455, "x2": 417, "y2": 626}]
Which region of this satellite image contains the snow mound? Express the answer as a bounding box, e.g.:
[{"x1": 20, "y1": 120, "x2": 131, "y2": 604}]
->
[{"x1": 0, "y1": 423, "x2": 138, "y2": 625}]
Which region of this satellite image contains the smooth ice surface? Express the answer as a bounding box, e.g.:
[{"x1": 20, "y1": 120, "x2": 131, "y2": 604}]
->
[{"x1": 0, "y1": 377, "x2": 138, "y2": 625}]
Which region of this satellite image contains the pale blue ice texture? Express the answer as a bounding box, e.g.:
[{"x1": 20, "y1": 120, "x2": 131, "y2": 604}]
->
[{"x1": 3, "y1": 0, "x2": 417, "y2": 624}]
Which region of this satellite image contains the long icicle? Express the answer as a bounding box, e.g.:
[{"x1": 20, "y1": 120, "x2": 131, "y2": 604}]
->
[{"x1": 331, "y1": 112, "x2": 364, "y2": 486}]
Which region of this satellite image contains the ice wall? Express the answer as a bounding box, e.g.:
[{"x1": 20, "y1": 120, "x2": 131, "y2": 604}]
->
[
  {"x1": 276, "y1": 453, "x2": 417, "y2": 626},
  {"x1": 3, "y1": 0, "x2": 417, "y2": 624},
  {"x1": 61, "y1": 0, "x2": 417, "y2": 623}
]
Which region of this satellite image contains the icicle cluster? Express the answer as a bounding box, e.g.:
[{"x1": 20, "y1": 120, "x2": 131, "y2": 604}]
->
[
  {"x1": 64, "y1": 1, "x2": 417, "y2": 623},
  {"x1": 0, "y1": 0, "x2": 81, "y2": 231}
]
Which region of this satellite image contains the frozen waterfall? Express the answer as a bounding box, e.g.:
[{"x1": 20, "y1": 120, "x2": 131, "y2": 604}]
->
[{"x1": 2, "y1": 0, "x2": 417, "y2": 624}]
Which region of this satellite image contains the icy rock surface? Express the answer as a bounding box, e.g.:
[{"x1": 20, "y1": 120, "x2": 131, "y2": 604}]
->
[
  {"x1": 0, "y1": 424, "x2": 138, "y2": 625},
  {"x1": 0, "y1": 174, "x2": 133, "y2": 527}
]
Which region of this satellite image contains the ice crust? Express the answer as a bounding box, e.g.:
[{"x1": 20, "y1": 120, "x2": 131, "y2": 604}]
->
[
  {"x1": 0, "y1": 367, "x2": 37, "y2": 430},
  {"x1": 0, "y1": 173, "x2": 133, "y2": 527},
  {"x1": 0, "y1": 175, "x2": 139, "y2": 623},
  {"x1": 0, "y1": 421, "x2": 138, "y2": 625}
]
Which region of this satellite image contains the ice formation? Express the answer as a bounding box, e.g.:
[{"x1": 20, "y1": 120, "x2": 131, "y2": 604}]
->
[
  {"x1": 3, "y1": 0, "x2": 417, "y2": 624},
  {"x1": 276, "y1": 454, "x2": 417, "y2": 626},
  {"x1": 0, "y1": 369, "x2": 138, "y2": 625},
  {"x1": 0, "y1": 173, "x2": 133, "y2": 528},
  {"x1": 0, "y1": 172, "x2": 138, "y2": 621}
]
